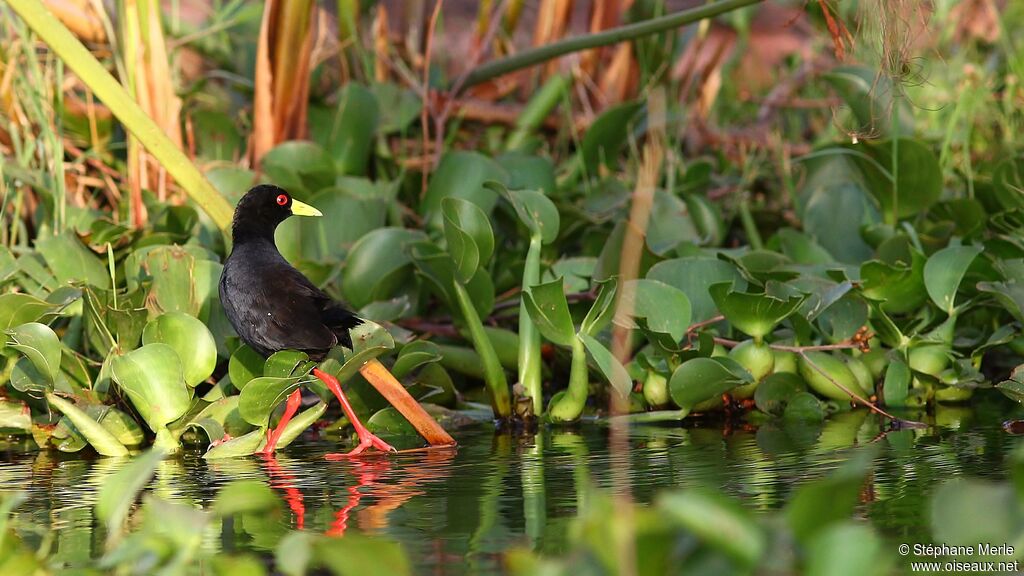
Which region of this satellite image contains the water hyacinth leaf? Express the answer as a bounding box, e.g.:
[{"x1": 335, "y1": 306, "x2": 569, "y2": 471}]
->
[
  {"x1": 821, "y1": 65, "x2": 913, "y2": 137},
  {"x1": 442, "y1": 197, "x2": 494, "y2": 283},
  {"x1": 805, "y1": 522, "x2": 890, "y2": 576},
  {"x1": 580, "y1": 334, "x2": 632, "y2": 398},
  {"x1": 275, "y1": 402, "x2": 327, "y2": 450},
  {"x1": 124, "y1": 245, "x2": 204, "y2": 317},
  {"x1": 775, "y1": 228, "x2": 834, "y2": 265},
  {"x1": 659, "y1": 490, "x2": 766, "y2": 567},
  {"x1": 261, "y1": 141, "x2": 336, "y2": 196},
  {"x1": 308, "y1": 83, "x2": 378, "y2": 176},
  {"x1": 978, "y1": 281, "x2": 1024, "y2": 323},
  {"x1": 786, "y1": 447, "x2": 876, "y2": 542},
  {"x1": 931, "y1": 480, "x2": 1018, "y2": 547},
  {"x1": 709, "y1": 283, "x2": 805, "y2": 340},
  {"x1": 493, "y1": 183, "x2": 560, "y2": 244},
  {"x1": 647, "y1": 258, "x2": 746, "y2": 323},
  {"x1": 422, "y1": 151, "x2": 507, "y2": 222},
  {"x1": 264, "y1": 350, "x2": 312, "y2": 379},
  {"x1": 142, "y1": 313, "x2": 217, "y2": 387},
  {"x1": 371, "y1": 82, "x2": 421, "y2": 134},
  {"x1": 341, "y1": 228, "x2": 426, "y2": 308},
  {"x1": 35, "y1": 231, "x2": 111, "y2": 288},
  {"x1": 614, "y1": 279, "x2": 691, "y2": 341},
  {"x1": 580, "y1": 100, "x2": 643, "y2": 174},
  {"x1": 923, "y1": 244, "x2": 983, "y2": 314},
  {"x1": 580, "y1": 277, "x2": 618, "y2": 337},
  {"x1": 229, "y1": 344, "x2": 265, "y2": 391},
  {"x1": 802, "y1": 182, "x2": 877, "y2": 264},
  {"x1": 96, "y1": 448, "x2": 163, "y2": 538},
  {"x1": 213, "y1": 480, "x2": 281, "y2": 517},
  {"x1": 496, "y1": 153, "x2": 557, "y2": 195},
  {"x1": 523, "y1": 279, "x2": 576, "y2": 347},
  {"x1": 45, "y1": 393, "x2": 128, "y2": 457},
  {"x1": 392, "y1": 340, "x2": 443, "y2": 379},
  {"x1": 669, "y1": 357, "x2": 752, "y2": 409},
  {"x1": 754, "y1": 372, "x2": 807, "y2": 416},
  {"x1": 851, "y1": 139, "x2": 942, "y2": 221},
  {"x1": 203, "y1": 428, "x2": 266, "y2": 460},
  {"x1": 238, "y1": 377, "x2": 303, "y2": 427},
  {"x1": 366, "y1": 407, "x2": 422, "y2": 448},
  {"x1": 294, "y1": 185, "x2": 388, "y2": 262},
  {"x1": 110, "y1": 344, "x2": 192, "y2": 431},
  {"x1": 6, "y1": 322, "x2": 61, "y2": 384},
  {"x1": 312, "y1": 533, "x2": 412, "y2": 576},
  {"x1": 883, "y1": 357, "x2": 911, "y2": 407},
  {"x1": 996, "y1": 378, "x2": 1024, "y2": 405},
  {"x1": 329, "y1": 320, "x2": 396, "y2": 384},
  {"x1": 0, "y1": 293, "x2": 59, "y2": 330}
]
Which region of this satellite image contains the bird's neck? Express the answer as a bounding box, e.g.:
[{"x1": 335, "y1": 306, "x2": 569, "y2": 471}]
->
[{"x1": 231, "y1": 222, "x2": 278, "y2": 245}]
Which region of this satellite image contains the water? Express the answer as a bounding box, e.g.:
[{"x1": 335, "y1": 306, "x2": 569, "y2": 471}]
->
[{"x1": 1, "y1": 397, "x2": 1021, "y2": 573}]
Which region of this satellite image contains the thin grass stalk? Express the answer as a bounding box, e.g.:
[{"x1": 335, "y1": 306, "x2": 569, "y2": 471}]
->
[
  {"x1": 5, "y1": 0, "x2": 234, "y2": 231},
  {"x1": 460, "y1": 0, "x2": 763, "y2": 92},
  {"x1": 518, "y1": 234, "x2": 543, "y2": 416}
]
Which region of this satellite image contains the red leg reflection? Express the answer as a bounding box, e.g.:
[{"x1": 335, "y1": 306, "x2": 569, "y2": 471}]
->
[
  {"x1": 327, "y1": 459, "x2": 390, "y2": 536},
  {"x1": 262, "y1": 455, "x2": 306, "y2": 530}
]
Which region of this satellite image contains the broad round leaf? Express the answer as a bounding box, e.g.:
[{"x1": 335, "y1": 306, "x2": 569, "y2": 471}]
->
[
  {"x1": 614, "y1": 279, "x2": 691, "y2": 341},
  {"x1": 580, "y1": 334, "x2": 631, "y2": 398},
  {"x1": 669, "y1": 357, "x2": 751, "y2": 409},
  {"x1": 342, "y1": 228, "x2": 426, "y2": 308},
  {"x1": 142, "y1": 313, "x2": 217, "y2": 387},
  {"x1": 238, "y1": 377, "x2": 303, "y2": 427},
  {"x1": 493, "y1": 183, "x2": 560, "y2": 244},
  {"x1": 110, "y1": 344, "x2": 192, "y2": 430},
  {"x1": 6, "y1": 322, "x2": 61, "y2": 384},
  {"x1": 523, "y1": 278, "x2": 576, "y2": 347},
  {"x1": 859, "y1": 252, "x2": 927, "y2": 314},
  {"x1": 647, "y1": 258, "x2": 746, "y2": 322},
  {"x1": 442, "y1": 197, "x2": 494, "y2": 283},
  {"x1": 422, "y1": 151, "x2": 506, "y2": 223},
  {"x1": 229, "y1": 345, "x2": 265, "y2": 391},
  {"x1": 923, "y1": 244, "x2": 982, "y2": 315},
  {"x1": 709, "y1": 284, "x2": 805, "y2": 340}
]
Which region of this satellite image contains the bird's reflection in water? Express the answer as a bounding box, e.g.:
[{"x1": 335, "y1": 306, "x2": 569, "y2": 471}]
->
[{"x1": 261, "y1": 448, "x2": 455, "y2": 537}]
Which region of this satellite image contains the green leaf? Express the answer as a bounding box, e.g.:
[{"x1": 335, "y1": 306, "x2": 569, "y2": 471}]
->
[
  {"x1": 312, "y1": 533, "x2": 411, "y2": 576},
  {"x1": 579, "y1": 277, "x2": 618, "y2": 337},
  {"x1": 35, "y1": 231, "x2": 111, "y2": 288},
  {"x1": 203, "y1": 428, "x2": 266, "y2": 460},
  {"x1": 110, "y1": 344, "x2": 193, "y2": 430},
  {"x1": 213, "y1": 480, "x2": 281, "y2": 517},
  {"x1": 882, "y1": 357, "x2": 911, "y2": 407},
  {"x1": 802, "y1": 181, "x2": 878, "y2": 263},
  {"x1": 238, "y1": 377, "x2": 303, "y2": 427},
  {"x1": 229, "y1": 345, "x2": 265, "y2": 391},
  {"x1": 523, "y1": 278, "x2": 576, "y2": 347},
  {"x1": 422, "y1": 151, "x2": 506, "y2": 223},
  {"x1": 754, "y1": 372, "x2": 807, "y2": 416},
  {"x1": 859, "y1": 251, "x2": 927, "y2": 314},
  {"x1": 786, "y1": 447, "x2": 876, "y2": 542},
  {"x1": 264, "y1": 350, "x2": 313, "y2": 379},
  {"x1": 142, "y1": 313, "x2": 217, "y2": 387},
  {"x1": 580, "y1": 334, "x2": 631, "y2": 398},
  {"x1": 45, "y1": 393, "x2": 128, "y2": 456},
  {"x1": 493, "y1": 183, "x2": 560, "y2": 244},
  {"x1": 261, "y1": 141, "x2": 336, "y2": 196},
  {"x1": 996, "y1": 378, "x2": 1024, "y2": 405},
  {"x1": 392, "y1": 340, "x2": 443, "y2": 379},
  {"x1": 647, "y1": 258, "x2": 746, "y2": 323},
  {"x1": 851, "y1": 139, "x2": 942, "y2": 221},
  {"x1": 806, "y1": 522, "x2": 890, "y2": 576},
  {"x1": 96, "y1": 448, "x2": 163, "y2": 537},
  {"x1": 341, "y1": 228, "x2": 426, "y2": 308},
  {"x1": 0, "y1": 399, "x2": 31, "y2": 432},
  {"x1": 821, "y1": 65, "x2": 913, "y2": 138},
  {"x1": 923, "y1": 244, "x2": 982, "y2": 314},
  {"x1": 285, "y1": 183, "x2": 388, "y2": 263},
  {"x1": 580, "y1": 101, "x2": 643, "y2": 174},
  {"x1": 6, "y1": 322, "x2": 61, "y2": 384},
  {"x1": 659, "y1": 490, "x2": 766, "y2": 567},
  {"x1": 669, "y1": 357, "x2": 752, "y2": 409},
  {"x1": 709, "y1": 283, "x2": 805, "y2": 340},
  {"x1": 0, "y1": 293, "x2": 59, "y2": 330},
  {"x1": 614, "y1": 279, "x2": 691, "y2": 341},
  {"x1": 308, "y1": 83, "x2": 379, "y2": 176},
  {"x1": 442, "y1": 197, "x2": 494, "y2": 283},
  {"x1": 931, "y1": 480, "x2": 1019, "y2": 548},
  {"x1": 275, "y1": 402, "x2": 327, "y2": 450},
  {"x1": 366, "y1": 407, "x2": 423, "y2": 450}
]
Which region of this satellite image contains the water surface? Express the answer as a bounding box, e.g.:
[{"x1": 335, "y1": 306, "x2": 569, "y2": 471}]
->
[{"x1": 1, "y1": 397, "x2": 1020, "y2": 573}]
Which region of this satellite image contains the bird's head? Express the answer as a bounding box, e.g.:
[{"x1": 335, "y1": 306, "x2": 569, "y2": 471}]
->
[{"x1": 231, "y1": 184, "x2": 322, "y2": 241}]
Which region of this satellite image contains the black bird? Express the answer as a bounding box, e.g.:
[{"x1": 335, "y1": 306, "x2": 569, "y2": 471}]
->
[{"x1": 219, "y1": 184, "x2": 395, "y2": 456}]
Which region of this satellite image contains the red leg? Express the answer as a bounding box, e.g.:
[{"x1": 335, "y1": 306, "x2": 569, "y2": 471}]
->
[
  {"x1": 257, "y1": 388, "x2": 302, "y2": 455},
  {"x1": 313, "y1": 368, "x2": 396, "y2": 457}
]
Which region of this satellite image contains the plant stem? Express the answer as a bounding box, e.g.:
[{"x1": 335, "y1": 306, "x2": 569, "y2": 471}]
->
[
  {"x1": 453, "y1": 280, "x2": 512, "y2": 418},
  {"x1": 550, "y1": 336, "x2": 589, "y2": 422},
  {"x1": 738, "y1": 196, "x2": 763, "y2": 250},
  {"x1": 5, "y1": 0, "x2": 234, "y2": 232},
  {"x1": 458, "y1": 0, "x2": 764, "y2": 91},
  {"x1": 519, "y1": 235, "x2": 544, "y2": 416},
  {"x1": 505, "y1": 74, "x2": 570, "y2": 151}
]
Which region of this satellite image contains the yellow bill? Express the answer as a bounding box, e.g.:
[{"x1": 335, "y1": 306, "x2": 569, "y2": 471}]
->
[{"x1": 290, "y1": 199, "x2": 323, "y2": 217}]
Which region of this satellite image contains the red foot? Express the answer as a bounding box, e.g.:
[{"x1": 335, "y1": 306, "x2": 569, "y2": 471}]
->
[
  {"x1": 313, "y1": 368, "x2": 398, "y2": 458},
  {"x1": 210, "y1": 433, "x2": 233, "y2": 448}
]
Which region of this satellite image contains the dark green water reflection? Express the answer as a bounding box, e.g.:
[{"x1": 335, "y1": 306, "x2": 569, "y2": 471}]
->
[{"x1": 1, "y1": 397, "x2": 1021, "y2": 574}]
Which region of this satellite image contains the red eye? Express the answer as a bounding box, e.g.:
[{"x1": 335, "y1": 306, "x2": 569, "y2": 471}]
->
[{"x1": 275, "y1": 194, "x2": 288, "y2": 206}]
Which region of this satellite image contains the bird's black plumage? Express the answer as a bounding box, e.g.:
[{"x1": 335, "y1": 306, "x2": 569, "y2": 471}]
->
[{"x1": 219, "y1": 184, "x2": 361, "y2": 360}]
